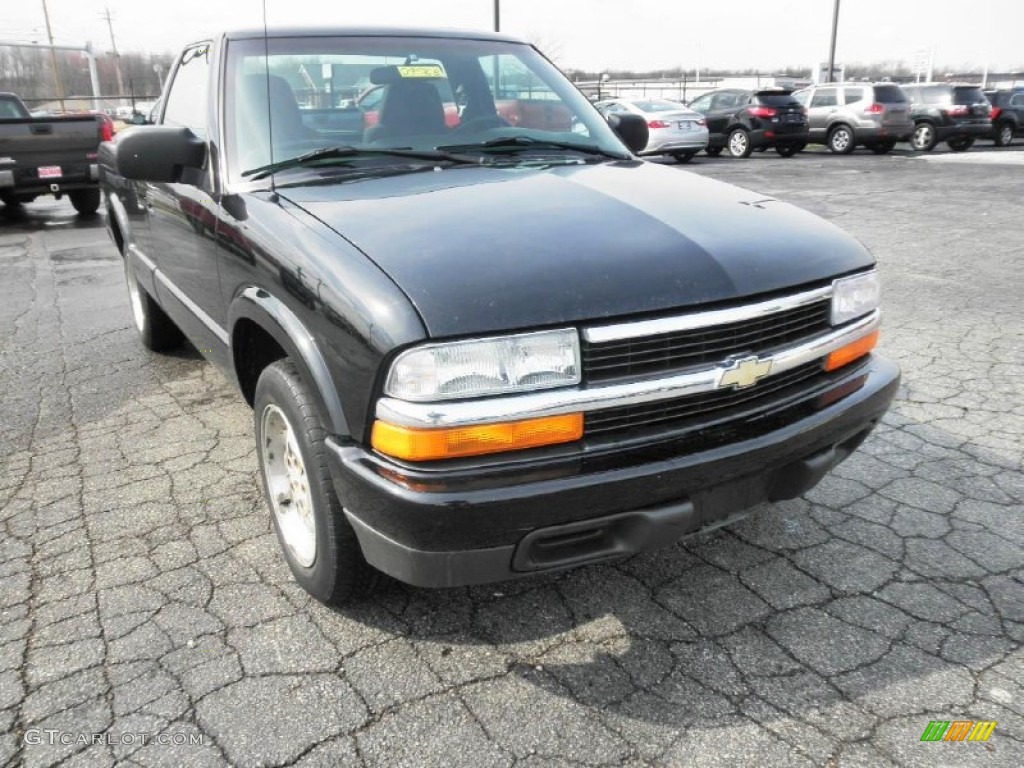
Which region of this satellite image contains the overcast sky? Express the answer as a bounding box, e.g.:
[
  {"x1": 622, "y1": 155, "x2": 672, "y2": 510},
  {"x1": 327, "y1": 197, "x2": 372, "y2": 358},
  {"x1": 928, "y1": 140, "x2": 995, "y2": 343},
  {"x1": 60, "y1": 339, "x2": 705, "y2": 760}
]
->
[{"x1": 3, "y1": 0, "x2": 1020, "y2": 73}]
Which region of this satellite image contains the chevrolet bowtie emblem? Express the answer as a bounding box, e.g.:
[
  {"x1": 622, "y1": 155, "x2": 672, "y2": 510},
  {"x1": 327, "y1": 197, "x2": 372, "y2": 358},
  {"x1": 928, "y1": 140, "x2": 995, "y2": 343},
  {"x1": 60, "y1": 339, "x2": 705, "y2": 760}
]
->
[{"x1": 718, "y1": 356, "x2": 773, "y2": 389}]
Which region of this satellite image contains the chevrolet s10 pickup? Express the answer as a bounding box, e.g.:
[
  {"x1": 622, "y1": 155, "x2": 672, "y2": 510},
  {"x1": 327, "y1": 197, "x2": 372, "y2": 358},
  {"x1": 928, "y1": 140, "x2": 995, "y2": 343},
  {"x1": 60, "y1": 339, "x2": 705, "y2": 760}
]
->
[{"x1": 99, "y1": 27, "x2": 899, "y2": 603}]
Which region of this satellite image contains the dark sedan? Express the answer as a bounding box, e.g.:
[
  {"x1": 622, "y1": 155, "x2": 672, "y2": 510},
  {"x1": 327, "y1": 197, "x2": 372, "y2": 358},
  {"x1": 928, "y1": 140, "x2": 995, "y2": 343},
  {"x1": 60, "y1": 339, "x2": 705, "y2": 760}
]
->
[{"x1": 687, "y1": 88, "x2": 809, "y2": 158}]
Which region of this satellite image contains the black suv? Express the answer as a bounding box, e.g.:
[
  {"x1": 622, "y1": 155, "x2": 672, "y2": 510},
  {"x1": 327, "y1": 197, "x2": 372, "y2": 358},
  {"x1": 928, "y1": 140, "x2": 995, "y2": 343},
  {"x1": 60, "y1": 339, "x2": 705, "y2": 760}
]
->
[
  {"x1": 984, "y1": 88, "x2": 1024, "y2": 147},
  {"x1": 688, "y1": 89, "x2": 808, "y2": 158},
  {"x1": 901, "y1": 83, "x2": 991, "y2": 152}
]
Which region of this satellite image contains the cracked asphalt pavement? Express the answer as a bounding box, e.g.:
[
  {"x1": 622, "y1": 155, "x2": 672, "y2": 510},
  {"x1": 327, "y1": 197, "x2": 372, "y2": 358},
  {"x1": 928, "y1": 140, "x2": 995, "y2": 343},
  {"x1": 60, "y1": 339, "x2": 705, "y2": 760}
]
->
[{"x1": 1, "y1": 145, "x2": 1022, "y2": 767}]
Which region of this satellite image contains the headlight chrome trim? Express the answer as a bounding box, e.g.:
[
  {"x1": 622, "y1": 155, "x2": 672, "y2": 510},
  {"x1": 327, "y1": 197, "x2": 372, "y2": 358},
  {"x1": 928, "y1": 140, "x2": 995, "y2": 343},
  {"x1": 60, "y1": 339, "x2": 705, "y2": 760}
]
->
[{"x1": 377, "y1": 310, "x2": 880, "y2": 429}]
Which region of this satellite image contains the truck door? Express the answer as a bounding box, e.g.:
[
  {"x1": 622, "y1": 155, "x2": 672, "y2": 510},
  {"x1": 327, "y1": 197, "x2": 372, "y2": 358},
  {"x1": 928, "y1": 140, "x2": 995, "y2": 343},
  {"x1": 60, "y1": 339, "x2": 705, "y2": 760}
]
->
[{"x1": 145, "y1": 42, "x2": 230, "y2": 363}]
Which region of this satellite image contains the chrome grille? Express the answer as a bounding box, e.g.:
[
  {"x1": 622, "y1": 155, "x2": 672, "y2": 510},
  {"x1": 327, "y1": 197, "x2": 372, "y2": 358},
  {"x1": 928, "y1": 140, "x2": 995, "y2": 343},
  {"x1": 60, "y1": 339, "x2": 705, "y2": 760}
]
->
[
  {"x1": 585, "y1": 360, "x2": 825, "y2": 437},
  {"x1": 582, "y1": 298, "x2": 832, "y2": 383}
]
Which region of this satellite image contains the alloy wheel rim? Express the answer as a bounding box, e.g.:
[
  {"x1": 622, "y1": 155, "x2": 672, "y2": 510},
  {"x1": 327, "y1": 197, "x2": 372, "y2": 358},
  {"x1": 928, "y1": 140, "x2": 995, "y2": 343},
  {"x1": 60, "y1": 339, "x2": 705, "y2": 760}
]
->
[
  {"x1": 913, "y1": 125, "x2": 932, "y2": 149},
  {"x1": 729, "y1": 132, "x2": 747, "y2": 155},
  {"x1": 260, "y1": 404, "x2": 317, "y2": 568},
  {"x1": 1000, "y1": 125, "x2": 1012, "y2": 144},
  {"x1": 124, "y1": 261, "x2": 146, "y2": 332},
  {"x1": 832, "y1": 130, "x2": 851, "y2": 151}
]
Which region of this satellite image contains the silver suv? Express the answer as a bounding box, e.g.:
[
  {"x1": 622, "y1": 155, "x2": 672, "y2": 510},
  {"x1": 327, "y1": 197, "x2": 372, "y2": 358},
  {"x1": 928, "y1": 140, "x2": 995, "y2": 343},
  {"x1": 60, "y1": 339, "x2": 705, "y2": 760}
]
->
[{"x1": 793, "y1": 83, "x2": 913, "y2": 154}]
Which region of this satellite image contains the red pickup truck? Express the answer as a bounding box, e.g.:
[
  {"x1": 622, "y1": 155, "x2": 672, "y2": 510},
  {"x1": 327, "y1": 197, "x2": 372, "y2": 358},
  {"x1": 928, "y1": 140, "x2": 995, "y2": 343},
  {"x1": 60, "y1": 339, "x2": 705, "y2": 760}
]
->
[{"x1": 0, "y1": 92, "x2": 112, "y2": 214}]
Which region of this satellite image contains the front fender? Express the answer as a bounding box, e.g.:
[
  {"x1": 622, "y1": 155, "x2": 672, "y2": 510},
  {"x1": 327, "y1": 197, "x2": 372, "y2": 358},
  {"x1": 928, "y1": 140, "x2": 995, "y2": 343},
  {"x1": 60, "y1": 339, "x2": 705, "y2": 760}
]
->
[{"x1": 228, "y1": 286, "x2": 349, "y2": 436}]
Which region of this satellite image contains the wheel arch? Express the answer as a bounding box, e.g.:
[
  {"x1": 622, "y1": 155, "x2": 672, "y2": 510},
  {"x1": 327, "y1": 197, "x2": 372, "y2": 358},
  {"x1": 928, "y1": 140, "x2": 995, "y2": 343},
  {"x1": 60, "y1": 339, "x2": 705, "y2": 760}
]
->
[
  {"x1": 228, "y1": 287, "x2": 349, "y2": 437},
  {"x1": 105, "y1": 192, "x2": 131, "y2": 256}
]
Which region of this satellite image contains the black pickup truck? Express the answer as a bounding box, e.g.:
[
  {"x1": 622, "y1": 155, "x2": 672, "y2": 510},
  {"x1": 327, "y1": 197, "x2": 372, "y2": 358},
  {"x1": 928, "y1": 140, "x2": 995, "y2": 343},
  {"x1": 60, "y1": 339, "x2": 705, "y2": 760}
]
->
[
  {"x1": 99, "y1": 28, "x2": 899, "y2": 603},
  {"x1": 0, "y1": 92, "x2": 110, "y2": 214}
]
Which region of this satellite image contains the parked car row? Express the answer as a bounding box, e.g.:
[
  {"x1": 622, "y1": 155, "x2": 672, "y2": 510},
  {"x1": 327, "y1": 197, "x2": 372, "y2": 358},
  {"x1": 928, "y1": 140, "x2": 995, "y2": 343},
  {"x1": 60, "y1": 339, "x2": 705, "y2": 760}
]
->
[{"x1": 593, "y1": 84, "x2": 1022, "y2": 161}]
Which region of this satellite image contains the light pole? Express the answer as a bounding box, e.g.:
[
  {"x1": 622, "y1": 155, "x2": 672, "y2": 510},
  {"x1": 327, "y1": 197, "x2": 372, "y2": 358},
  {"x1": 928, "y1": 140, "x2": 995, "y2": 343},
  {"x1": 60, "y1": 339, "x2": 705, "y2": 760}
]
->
[
  {"x1": 827, "y1": 0, "x2": 841, "y2": 83},
  {"x1": 41, "y1": 0, "x2": 65, "y2": 112},
  {"x1": 493, "y1": 0, "x2": 500, "y2": 32}
]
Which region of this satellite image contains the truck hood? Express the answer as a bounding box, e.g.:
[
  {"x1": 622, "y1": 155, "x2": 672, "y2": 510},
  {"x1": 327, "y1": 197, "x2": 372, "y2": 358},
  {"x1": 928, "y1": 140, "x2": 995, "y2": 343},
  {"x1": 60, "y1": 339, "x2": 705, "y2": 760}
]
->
[{"x1": 283, "y1": 161, "x2": 872, "y2": 338}]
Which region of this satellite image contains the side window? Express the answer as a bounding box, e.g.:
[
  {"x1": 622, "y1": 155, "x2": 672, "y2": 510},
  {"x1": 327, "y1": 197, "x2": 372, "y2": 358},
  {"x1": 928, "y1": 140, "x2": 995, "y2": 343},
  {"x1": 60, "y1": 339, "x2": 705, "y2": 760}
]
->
[
  {"x1": 711, "y1": 91, "x2": 738, "y2": 111},
  {"x1": 792, "y1": 90, "x2": 810, "y2": 106},
  {"x1": 0, "y1": 100, "x2": 24, "y2": 119},
  {"x1": 688, "y1": 93, "x2": 712, "y2": 113},
  {"x1": 844, "y1": 88, "x2": 865, "y2": 104},
  {"x1": 810, "y1": 88, "x2": 838, "y2": 108},
  {"x1": 162, "y1": 43, "x2": 211, "y2": 139},
  {"x1": 922, "y1": 88, "x2": 948, "y2": 106},
  {"x1": 1011, "y1": 93, "x2": 1024, "y2": 107}
]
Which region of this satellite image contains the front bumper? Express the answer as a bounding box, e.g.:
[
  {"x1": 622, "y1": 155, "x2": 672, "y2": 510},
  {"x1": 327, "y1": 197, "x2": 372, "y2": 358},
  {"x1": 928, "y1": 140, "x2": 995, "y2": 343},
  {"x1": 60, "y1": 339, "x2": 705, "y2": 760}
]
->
[{"x1": 326, "y1": 355, "x2": 900, "y2": 588}]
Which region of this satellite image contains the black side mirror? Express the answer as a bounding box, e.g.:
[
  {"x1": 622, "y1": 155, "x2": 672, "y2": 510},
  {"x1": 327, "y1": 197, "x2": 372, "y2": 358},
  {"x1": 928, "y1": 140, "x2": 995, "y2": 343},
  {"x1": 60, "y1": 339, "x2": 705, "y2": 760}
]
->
[
  {"x1": 606, "y1": 113, "x2": 648, "y2": 155},
  {"x1": 130, "y1": 112, "x2": 146, "y2": 125},
  {"x1": 116, "y1": 126, "x2": 206, "y2": 183}
]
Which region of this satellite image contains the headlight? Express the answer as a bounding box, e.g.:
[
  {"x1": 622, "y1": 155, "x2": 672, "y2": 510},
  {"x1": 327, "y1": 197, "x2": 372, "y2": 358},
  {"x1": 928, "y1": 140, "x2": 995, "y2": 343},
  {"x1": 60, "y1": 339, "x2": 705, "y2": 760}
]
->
[
  {"x1": 385, "y1": 329, "x2": 581, "y2": 402},
  {"x1": 831, "y1": 270, "x2": 880, "y2": 325}
]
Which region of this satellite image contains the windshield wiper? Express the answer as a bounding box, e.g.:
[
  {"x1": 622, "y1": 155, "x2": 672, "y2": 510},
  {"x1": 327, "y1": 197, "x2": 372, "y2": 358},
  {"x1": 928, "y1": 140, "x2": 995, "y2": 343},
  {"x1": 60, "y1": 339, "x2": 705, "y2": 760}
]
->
[
  {"x1": 241, "y1": 145, "x2": 476, "y2": 180},
  {"x1": 438, "y1": 136, "x2": 630, "y2": 160}
]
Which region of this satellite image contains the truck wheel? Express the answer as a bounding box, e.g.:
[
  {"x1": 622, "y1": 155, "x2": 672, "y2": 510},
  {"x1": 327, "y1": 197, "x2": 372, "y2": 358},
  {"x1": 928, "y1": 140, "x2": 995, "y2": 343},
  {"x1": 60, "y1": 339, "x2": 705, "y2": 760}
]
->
[
  {"x1": 827, "y1": 124, "x2": 856, "y2": 154},
  {"x1": 123, "y1": 256, "x2": 184, "y2": 352},
  {"x1": 254, "y1": 360, "x2": 374, "y2": 605},
  {"x1": 727, "y1": 129, "x2": 752, "y2": 158},
  {"x1": 994, "y1": 122, "x2": 1013, "y2": 147},
  {"x1": 70, "y1": 189, "x2": 101, "y2": 215},
  {"x1": 911, "y1": 122, "x2": 937, "y2": 152}
]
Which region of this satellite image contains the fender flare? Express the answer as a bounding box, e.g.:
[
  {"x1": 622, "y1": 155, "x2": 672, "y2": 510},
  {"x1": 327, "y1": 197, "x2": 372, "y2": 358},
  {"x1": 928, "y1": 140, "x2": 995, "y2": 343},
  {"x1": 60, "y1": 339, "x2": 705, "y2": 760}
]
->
[
  {"x1": 106, "y1": 190, "x2": 132, "y2": 252},
  {"x1": 228, "y1": 286, "x2": 349, "y2": 436}
]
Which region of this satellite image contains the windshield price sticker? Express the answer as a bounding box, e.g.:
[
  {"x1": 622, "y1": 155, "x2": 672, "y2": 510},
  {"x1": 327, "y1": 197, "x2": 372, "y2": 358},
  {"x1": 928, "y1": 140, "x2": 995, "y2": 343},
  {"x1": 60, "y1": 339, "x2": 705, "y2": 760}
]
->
[{"x1": 397, "y1": 65, "x2": 445, "y2": 79}]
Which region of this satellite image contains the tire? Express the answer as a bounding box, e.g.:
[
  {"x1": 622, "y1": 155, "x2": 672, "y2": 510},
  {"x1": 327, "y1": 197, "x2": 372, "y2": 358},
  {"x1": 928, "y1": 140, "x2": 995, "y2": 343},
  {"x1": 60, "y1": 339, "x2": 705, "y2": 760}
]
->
[
  {"x1": 123, "y1": 255, "x2": 184, "y2": 352},
  {"x1": 705, "y1": 146, "x2": 723, "y2": 157},
  {"x1": 69, "y1": 188, "x2": 101, "y2": 215},
  {"x1": 994, "y1": 122, "x2": 1014, "y2": 147},
  {"x1": 775, "y1": 144, "x2": 799, "y2": 157},
  {"x1": 727, "y1": 128, "x2": 753, "y2": 158},
  {"x1": 827, "y1": 124, "x2": 856, "y2": 154},
  {"x1": 868, "y1": 140, "x2": 896, "y2": 154},
  {"x1": 947, "y1": 137, "x2": 975, "y2": 152},
  {"x1": 254, "y1": 360, "x2": 374, "y2": 605},
  {"x1": 911, "y1": 122, "x2": 938, "y2": 152},
  {"x1": 672, "y1": 151, "x2": 695, "y2": 164}
]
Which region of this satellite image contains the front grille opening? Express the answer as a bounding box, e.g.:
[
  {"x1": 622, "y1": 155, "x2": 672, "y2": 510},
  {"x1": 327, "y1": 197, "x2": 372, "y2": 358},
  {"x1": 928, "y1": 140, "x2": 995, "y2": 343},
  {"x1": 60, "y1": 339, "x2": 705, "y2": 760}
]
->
[{"x1": 582, "y1": 298, "x2": 831, "y2": 383}]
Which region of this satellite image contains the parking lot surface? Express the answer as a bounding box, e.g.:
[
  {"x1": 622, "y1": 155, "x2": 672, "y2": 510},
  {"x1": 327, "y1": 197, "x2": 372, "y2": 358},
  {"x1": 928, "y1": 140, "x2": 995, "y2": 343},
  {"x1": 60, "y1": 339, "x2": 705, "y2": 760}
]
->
[{"x1": 1, "y1": 146, "x2": 1022, "y2": 767}]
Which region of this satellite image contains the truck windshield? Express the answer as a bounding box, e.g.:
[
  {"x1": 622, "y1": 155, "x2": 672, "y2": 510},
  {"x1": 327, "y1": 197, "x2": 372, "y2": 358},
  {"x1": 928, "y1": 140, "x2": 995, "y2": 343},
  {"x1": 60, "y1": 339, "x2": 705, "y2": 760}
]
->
[{"x1": 225, "y1": 36, "x2": 624, "y2": 180}]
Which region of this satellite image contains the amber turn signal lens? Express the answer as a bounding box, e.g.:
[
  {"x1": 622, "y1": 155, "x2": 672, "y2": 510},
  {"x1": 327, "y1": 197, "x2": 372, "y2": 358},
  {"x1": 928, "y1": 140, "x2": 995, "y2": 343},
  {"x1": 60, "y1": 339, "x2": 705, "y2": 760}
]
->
[
  {"x1": 371, "y1": 413, "x2": 584, "y2": 461},
  {"x1": 825, "y1": 330, "x2": 879, "y2": 372}
]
